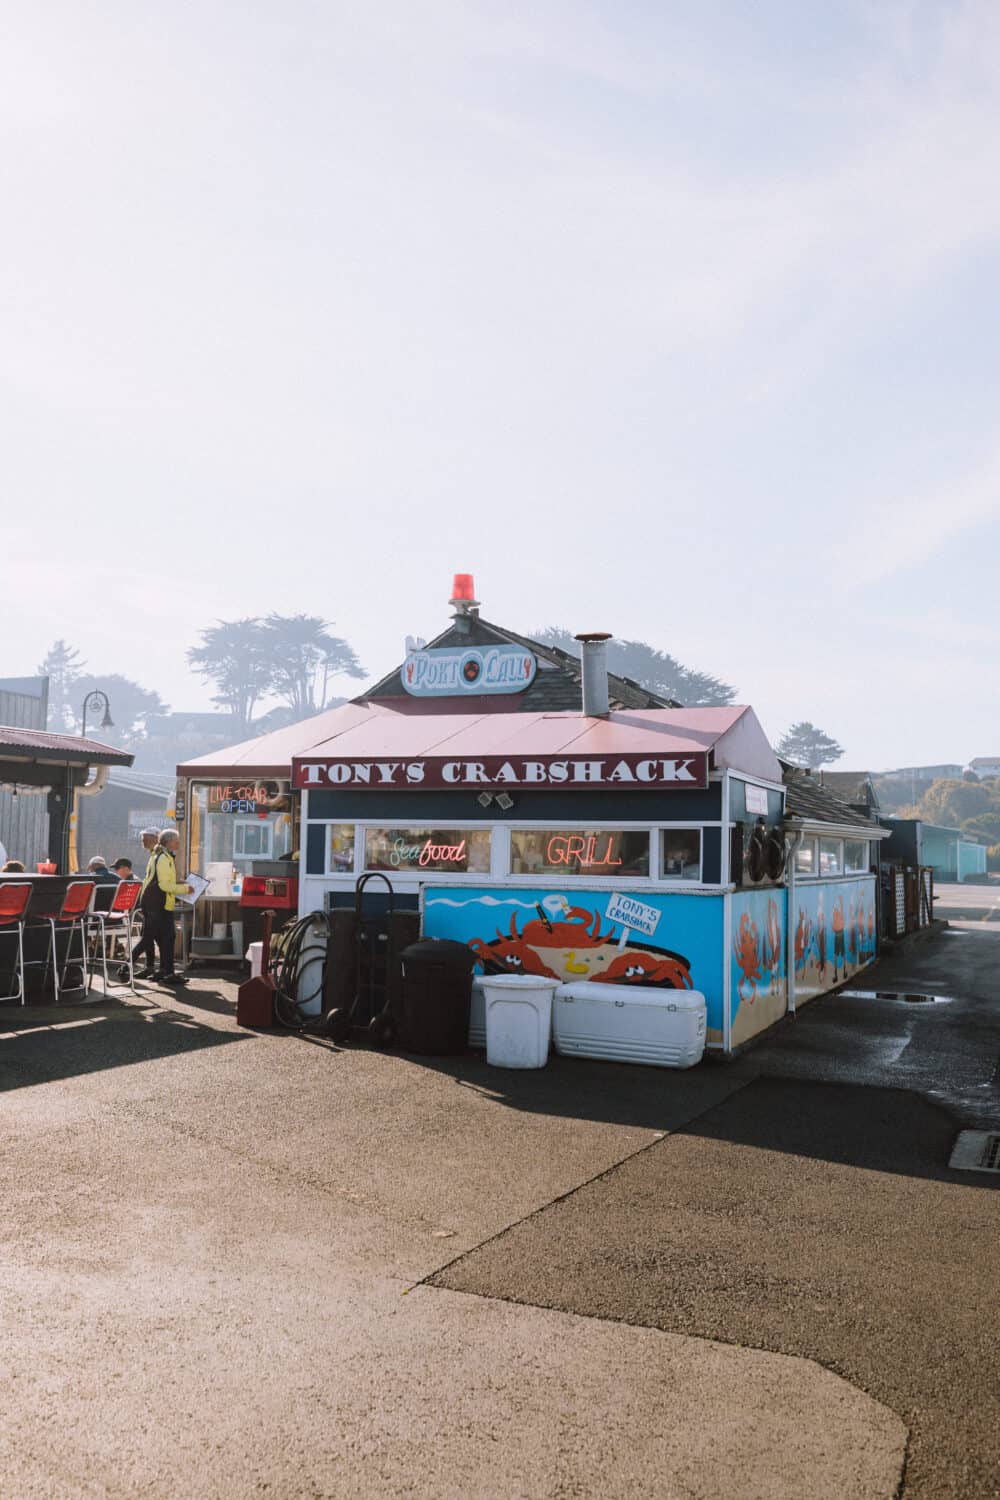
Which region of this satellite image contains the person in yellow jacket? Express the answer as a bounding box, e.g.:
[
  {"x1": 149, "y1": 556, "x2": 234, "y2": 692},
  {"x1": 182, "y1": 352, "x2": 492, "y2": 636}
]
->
[{"x1": 140, "y1": 829, "x2": 191, "y2": 984}]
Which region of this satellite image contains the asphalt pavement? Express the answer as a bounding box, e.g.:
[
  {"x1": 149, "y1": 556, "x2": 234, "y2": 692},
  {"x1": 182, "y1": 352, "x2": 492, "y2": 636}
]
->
[
  {"x1": 0, "y1": 918, "x2": 996, "y2": 1497},
  {"x1": 436, "y1": 923, "x2": 1000, "y2": 1500}
]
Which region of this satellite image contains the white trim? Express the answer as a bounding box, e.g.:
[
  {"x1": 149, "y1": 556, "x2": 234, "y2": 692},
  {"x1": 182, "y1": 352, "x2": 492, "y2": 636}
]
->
[
  {"x1": 721, "y1": 770, "x2": 731, "y2": 885},
  {"x1": 787, "y1": 819, "x2": 889, "y2": 841},
  {"x1": 309, "y1": 873, "x2": 728, "y2": 896},
  {"x1": 722, "y1": 889, "x2": 732, "y2": 1054},
  {"x1": 729, "y1": 771, "x2": 787, "y2": 795}
]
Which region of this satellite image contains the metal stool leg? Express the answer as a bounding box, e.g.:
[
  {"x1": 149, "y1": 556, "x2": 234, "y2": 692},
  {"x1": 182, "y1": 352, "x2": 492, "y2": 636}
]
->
[{"x1": 0, "y1": 923, "x2": 26, "y2": 1006}]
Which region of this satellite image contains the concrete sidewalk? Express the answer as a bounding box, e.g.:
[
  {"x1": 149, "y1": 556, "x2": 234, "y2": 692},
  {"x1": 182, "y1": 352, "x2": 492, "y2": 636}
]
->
[{"x1": 0, "y1": 982, "x2": 906, "y2": 1498}]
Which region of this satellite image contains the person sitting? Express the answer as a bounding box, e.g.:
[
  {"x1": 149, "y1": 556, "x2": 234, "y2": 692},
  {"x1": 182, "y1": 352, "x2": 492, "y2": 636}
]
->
[
  {"x1": 84, "y1": 855, "x2": 119, "y2": 886},
  {"x1": 1, "y1": 858, "x2": 26, "y2": 872},
  {"x1": 112, "y1": 857, "x2": 136, "y2": 881}
]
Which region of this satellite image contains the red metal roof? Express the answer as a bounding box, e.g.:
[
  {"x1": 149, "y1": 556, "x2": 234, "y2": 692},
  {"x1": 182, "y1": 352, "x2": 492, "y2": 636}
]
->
[
  {"x1": 297, "y1": 705, "x2": 748, "y2": 761},
  {"x1": 0, "y1": 725, "x2": 133, "y2": 765},
  {"x1": 180, "y1": 701, "x2": 783, "y2": 785},
  {"x1": 176, "y1": 702, "x2": 373, "y2": 778}
]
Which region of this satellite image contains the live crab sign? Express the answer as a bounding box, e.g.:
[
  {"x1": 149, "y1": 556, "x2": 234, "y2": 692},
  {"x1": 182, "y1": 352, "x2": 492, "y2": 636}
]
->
[{"x1": 293, "y1": 752, "x2": 709, "y2": 791}]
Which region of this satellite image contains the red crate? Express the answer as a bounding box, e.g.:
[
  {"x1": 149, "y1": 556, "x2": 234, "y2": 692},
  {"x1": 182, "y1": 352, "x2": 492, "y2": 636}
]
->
[{"x1": 240, "y1": 875, "x2": 299, "y2": 910}]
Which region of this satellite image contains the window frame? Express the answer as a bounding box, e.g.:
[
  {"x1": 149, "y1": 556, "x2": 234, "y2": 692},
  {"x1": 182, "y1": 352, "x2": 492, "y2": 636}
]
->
[
  {"x1": 233, "y1": 818, "x2": 274, "y2": 860},
  {"x1": 843, "y1": 838, "x2": 869, "y2": 874},
  {"x1": 819, "y1": 837, "x2": 844, "y2": 877},
  {"x1": 310, "y1": 818, "x2": 721, "y2": 887},
  {"x1": 794, "y1": 837, "x2": 818, "y2": 878},
  {"x1": 508, "y1": 827, "x2": 652, "y2": 881}
]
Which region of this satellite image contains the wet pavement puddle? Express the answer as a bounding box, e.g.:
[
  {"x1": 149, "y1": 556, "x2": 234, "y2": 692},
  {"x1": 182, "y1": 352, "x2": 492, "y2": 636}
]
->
[{"x1": 839, "y1": 990, "x2": 955, "y2": 1005}]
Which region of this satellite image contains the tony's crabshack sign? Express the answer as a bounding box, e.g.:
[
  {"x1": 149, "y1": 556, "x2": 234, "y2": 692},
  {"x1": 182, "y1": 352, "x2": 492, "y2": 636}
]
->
[{"x1": 293, "y1": 753, "x2": 709, "y2": 791}]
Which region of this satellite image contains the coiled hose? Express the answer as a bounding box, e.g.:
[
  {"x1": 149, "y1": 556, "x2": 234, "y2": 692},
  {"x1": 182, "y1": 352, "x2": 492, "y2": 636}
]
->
[{"x1": 270, "y1": 911, "x2": 333, "y2": 1031}]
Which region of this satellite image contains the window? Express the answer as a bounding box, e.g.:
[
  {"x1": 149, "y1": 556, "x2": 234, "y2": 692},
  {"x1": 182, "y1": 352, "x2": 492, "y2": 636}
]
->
[
  {"x1": 844, "y1": 839, "x2": 869, "y2": 873},
  {"x1": 819, "y1": 838, "x2": 842, "y2": 876},
  {"x1": 363, "y1": 827, "x2": 491, "y2": 874},
  {"x1": 233, "y1": 820, "x2": 273, "y2": 859},
  {"x1": 794, "y1": 839, "x2": 817, "y2": 876},
  {"x1": 188, "y1": 781, "x2": 295, "y2": 879},
  {"x1": 509, "y1": 829, "x2": 649, "y2": 878},
  {"x1": 328, "y1": 824, "x2": 356, "y2": 873},
  {"x1": 660, "y1": 829, "x2": 701, "y2": 880}
]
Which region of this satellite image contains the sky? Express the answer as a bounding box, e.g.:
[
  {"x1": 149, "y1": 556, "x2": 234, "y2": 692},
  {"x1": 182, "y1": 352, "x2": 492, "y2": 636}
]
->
[{"x1": 3, "y1": 0, "x2": 998, "y2": 771}]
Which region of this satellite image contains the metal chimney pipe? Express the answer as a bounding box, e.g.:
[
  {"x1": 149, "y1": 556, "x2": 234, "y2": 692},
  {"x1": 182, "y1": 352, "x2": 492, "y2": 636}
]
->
[{"x1": 575, "y1": 632, "x2": 611, "y2": 718}]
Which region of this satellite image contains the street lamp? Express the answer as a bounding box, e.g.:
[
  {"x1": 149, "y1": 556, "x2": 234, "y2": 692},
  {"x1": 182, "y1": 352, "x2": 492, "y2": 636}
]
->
[
  {"x1": 81, "y1": 691, "x2": 114, "y2": 739},
  {"x1": 79, "y1": 692, "x2": 113, "y2": 866}
]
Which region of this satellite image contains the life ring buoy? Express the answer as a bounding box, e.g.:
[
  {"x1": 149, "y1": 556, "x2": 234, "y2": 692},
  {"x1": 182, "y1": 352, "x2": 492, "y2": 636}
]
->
[
  {"x1": 765, "y1": 829, "x2": 786, "y2": 881},
  {"x1": 747, "y1": 827, "x2": 766, "y2": 883}
]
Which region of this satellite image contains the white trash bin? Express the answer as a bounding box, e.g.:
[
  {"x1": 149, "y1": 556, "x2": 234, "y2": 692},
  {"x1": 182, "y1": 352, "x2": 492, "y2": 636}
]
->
[
  {"x1": 482, "y1": 974, "x2": 559, "y2": 1069},
  {"x1": 469, "y1": 976, "x2": 487, "y2": 1048}
]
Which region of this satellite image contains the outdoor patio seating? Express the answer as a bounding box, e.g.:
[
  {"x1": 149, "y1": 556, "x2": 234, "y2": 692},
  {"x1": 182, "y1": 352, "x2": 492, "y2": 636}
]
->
[
  {"x1": 0, "y1": 881, "x2": 32, "y2": 1006},
  {"x1": 87, "y1": 880, "x2": 142, "y2": 994},
  {"x1": 26, "y1": 879, "x2": 94, "y2": 1002}
]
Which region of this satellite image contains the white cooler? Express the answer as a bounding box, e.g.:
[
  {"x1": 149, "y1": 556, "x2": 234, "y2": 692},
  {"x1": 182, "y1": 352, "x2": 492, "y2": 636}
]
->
[
  {"x1": 482, "y1": 975, "x2": 559, "y2": 1069},
  {"x1": 553, "y1": 983, "x2": 706, "y2": 1069},
  {"x1": 469, "y1": 976, "x2": 487, "y2": 1048}
]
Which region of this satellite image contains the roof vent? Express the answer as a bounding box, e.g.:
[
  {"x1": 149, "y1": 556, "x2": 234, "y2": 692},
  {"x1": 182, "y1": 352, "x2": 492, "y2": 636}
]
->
[{"x1": 575, "y1": 632, "x2": 611, "y2": 718}]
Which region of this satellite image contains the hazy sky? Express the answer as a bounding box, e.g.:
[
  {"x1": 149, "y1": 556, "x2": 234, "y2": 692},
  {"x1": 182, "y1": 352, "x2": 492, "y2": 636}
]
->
[{"x1": 4, "y1": 1, "x2": 998, "y2": 769}]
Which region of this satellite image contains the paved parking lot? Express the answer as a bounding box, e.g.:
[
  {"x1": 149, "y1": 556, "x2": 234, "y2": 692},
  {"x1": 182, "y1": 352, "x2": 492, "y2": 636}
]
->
[
  {"x1": 930, "y1": 880, "x2": 1000, "y2": 926},
  {"x1": 0, "y1": 920, "x2": 996, "y2": 1498}
]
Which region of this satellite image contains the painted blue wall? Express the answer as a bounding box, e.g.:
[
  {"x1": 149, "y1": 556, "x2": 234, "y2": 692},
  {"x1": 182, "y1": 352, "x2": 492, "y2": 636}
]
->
[{"x1": 423, "y1": 885, "x2": 726, "y2": 1034}]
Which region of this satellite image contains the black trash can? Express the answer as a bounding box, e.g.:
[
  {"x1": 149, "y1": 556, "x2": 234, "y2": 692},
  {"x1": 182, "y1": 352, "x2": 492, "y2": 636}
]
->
[{"x1": 397, "y1": 939, "x2": 477, "y2": 1054}]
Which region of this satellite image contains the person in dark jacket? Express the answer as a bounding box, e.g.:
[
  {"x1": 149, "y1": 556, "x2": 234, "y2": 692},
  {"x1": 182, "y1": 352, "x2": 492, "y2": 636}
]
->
[
  {"x1": 119, "y1": 830, "x2": 161, "y2": 981},
  {"x1": 85, "y1": 855, "x2": 119, "y2": 885},
  {"x1": 140, "y1": 830, "x2": 191, "y2": 984}
]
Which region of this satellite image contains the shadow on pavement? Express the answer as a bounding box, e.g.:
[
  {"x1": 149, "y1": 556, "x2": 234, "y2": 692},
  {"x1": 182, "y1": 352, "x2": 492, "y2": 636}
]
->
[
  {"x1": 0, "y1": 996, "x2": 244, "y2": 1093},
  {"x1": 391, "y1": 1047, "x2": 744, "y2": 1133}
]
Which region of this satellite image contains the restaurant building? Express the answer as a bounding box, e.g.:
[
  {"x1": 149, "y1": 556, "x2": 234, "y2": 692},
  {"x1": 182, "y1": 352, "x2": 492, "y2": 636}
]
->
[{"x1": 178, "y1": 578, "x2": 886, "y2": 1052}]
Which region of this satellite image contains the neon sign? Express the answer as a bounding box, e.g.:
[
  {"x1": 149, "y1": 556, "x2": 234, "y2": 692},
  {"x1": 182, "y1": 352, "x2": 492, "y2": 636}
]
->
[
  {"x1": 389, "y1": 838, "x2": 468, "y2": 868},
  {"x1": 546, "y1": 835, "x2": 623, "y2": 869},
  {"x1": 209, "y1": 783, "x2": 275, "y2": 814}
]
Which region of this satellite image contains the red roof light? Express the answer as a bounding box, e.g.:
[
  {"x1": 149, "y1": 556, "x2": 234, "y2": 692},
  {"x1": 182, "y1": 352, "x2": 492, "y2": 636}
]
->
[{"x1": 450, "y1": 573, "x2": 476, "y2": 602}]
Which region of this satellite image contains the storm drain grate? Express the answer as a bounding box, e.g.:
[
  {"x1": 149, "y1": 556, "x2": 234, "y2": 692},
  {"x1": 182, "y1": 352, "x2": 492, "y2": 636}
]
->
[{"x1": 948, "y1": 1131, "x2": 1000, "y2": 1173}]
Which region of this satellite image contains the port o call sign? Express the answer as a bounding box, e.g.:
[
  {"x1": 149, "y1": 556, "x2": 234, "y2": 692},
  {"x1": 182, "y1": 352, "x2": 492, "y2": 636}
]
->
[{"x1": 293, "y1": 752, "x2": 708, "y2": 791}]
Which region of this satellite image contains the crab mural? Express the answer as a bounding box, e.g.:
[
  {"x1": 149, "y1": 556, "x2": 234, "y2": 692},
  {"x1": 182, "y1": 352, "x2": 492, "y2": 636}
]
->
[
  {"x1": 732, "y1": 911, "x2": 763, "y2": 1005},
  {"x1": 468, "y1": 904, "x2": 694, "y2": 989}
]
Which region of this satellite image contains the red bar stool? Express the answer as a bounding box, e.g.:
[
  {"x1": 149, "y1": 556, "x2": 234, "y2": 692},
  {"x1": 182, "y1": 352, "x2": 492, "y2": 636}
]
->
[
  {"x1": 87, "y1": 880, "x2": 142, "y2": 993},
  {"x1": 29, "y1": 880, "x2": 95, "y2": 1002},
  {"x1": 0, "y1": 883, "x2": 32, "y2": 1006}
]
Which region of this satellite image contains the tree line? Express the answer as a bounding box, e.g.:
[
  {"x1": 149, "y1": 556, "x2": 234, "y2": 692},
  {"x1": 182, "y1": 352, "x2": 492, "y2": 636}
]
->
[
  {"x1": 883, "y1": 774, "x2": 1000, "y2": 868},
  {"x1": 38, "y1": 615, "x2": 365, "y2": 774},
  {"x1": 37, "y1": 619, "x2": 846, "y2": 776}
]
